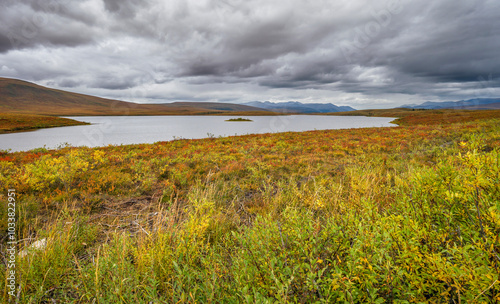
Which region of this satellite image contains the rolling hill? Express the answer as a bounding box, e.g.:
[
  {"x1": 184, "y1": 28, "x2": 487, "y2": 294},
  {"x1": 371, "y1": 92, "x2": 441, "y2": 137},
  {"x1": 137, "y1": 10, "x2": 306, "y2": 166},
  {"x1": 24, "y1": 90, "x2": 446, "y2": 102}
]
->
[{"x1": 0, "y1": 78, "x2": 272, "y2": 116}]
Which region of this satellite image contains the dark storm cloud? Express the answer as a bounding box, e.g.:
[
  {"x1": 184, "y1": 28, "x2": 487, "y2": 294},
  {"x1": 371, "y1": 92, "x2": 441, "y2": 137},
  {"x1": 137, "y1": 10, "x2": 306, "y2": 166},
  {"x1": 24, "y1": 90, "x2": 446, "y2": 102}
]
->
[
  {"x1": 176, "y1": 8, "x2": 343, "y2": 78},
  {"x1": 0, "y1": 0, "x2": 98, "y2": 52},
  {"x1": 0, "y1": 0, "x2": 499, "y2": 108},
  {"x1": 102, "y1": 0, "x2": 150, "y2": 18},
  {"x1": 0, "y1": 33, "x2": 13, "y2": 53},
  {"x1": 382, "y1": 1, "x2": 500, "y2": 83},
  {"x1": 56, "y1": 78, "x2": 80, "y2": 88},
  {"x1": 89, "y1": 77, "x2": 137, "y2": 90}
]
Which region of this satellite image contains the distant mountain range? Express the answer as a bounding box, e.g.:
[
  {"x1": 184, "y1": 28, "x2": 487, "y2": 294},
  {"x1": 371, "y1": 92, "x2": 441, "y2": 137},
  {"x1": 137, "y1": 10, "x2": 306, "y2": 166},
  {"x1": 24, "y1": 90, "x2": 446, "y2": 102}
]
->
[
  {"x1": 243, "y1": 101, "x2": 356, "y2": 113},
  {"x1": 401, "y1": 98, "x2": 500, "y2": 110}
]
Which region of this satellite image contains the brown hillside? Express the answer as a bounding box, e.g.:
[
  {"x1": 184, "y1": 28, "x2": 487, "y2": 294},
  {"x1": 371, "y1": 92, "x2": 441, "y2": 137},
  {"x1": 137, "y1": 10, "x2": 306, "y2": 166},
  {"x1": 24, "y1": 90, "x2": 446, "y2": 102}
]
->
[{"x1": 0, "y1": 78, "x2": 271, "y2": 116}]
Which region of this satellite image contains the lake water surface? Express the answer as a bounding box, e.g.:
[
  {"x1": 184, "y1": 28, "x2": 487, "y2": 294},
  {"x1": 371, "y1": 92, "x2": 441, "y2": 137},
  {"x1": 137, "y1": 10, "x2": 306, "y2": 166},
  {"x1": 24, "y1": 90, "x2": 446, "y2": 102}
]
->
[{"x1": 0, "y1": 115, "x2": 396, "y2": 152}]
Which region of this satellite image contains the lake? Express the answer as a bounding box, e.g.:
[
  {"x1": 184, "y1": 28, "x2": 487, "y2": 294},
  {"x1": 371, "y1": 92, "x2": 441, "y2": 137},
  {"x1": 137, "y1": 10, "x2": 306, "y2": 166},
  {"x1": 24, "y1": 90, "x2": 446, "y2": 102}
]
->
[{"x1": 0, "y1": 115, "x2": 396, "y2": 152}]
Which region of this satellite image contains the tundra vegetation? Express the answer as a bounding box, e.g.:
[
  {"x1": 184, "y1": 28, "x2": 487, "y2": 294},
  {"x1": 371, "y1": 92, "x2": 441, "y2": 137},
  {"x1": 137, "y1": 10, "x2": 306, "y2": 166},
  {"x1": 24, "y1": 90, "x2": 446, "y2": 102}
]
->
[
  {"x1": 1, "y1": 110, "x2": 500, "y2": 303},
  {"x1": 225, "y1": 118, "x2": 253, "y2": 122},
  {"x1": 0, "y1": 114, "x2": 88, "y2": 134}
]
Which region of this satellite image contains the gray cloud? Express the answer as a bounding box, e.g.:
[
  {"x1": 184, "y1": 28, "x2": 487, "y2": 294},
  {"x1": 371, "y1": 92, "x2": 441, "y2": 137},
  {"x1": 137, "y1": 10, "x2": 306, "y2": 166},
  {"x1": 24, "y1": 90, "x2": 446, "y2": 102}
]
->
[
  {"x1": 0, "y1": 0, "x2": 499, "y2": 108},
  {"x1": 0, "y1": 1, "x2": 98, "y2": 51}
]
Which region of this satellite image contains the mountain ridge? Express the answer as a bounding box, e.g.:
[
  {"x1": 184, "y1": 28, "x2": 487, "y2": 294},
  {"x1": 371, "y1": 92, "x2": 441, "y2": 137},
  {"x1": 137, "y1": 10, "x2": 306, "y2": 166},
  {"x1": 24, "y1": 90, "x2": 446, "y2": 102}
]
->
[
  {"x1": 401, "y1": 98, "x2": 500, "y2": 110},
  {"x1": 243, "y1": 101, "x2": 356, "y2": 113}
]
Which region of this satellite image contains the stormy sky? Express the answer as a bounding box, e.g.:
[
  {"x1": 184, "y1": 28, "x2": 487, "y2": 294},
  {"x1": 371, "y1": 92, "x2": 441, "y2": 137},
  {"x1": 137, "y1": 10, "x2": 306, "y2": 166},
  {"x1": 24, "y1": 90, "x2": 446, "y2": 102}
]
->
[{"x1": 1, "y1": 0, "x2": 499, "y2": 108}]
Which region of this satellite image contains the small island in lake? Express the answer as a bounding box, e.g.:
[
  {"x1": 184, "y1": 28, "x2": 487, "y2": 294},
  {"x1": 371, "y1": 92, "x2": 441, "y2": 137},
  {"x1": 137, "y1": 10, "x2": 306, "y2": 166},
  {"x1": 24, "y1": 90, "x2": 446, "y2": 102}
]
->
[{"x1": 225, "y1": 118, "x2": 253, "y2": 122}]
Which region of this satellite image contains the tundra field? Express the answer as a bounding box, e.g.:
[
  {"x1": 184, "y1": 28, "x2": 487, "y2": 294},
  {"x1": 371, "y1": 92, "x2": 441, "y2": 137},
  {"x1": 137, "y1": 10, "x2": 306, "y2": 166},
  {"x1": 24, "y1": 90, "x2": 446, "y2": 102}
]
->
[
  {"x1": 0, "y1": 113, "x2": 88, "y2": 134},
  {"x1": 1, "y1": 110, "x2": 500, "y2": 303}
]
